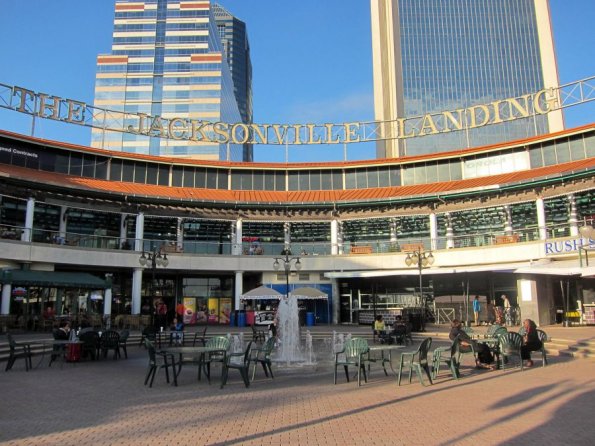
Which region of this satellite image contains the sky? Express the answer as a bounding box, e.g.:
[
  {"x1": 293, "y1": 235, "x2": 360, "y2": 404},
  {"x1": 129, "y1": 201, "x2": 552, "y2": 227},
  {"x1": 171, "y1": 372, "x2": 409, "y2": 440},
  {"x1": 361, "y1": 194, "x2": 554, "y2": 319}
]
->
[{"x1": 0, "y1": 0, "x2": 594, "y2": 163}]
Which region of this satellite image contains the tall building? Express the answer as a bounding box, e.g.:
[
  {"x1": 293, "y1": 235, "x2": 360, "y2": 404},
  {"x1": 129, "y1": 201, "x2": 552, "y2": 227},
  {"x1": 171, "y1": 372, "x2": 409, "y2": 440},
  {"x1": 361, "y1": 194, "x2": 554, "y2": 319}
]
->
[
  {"x1": 213, "y1": 3, "x2": 253, "y2": 162},
  {"x1": 91, "y1": 0, "x2": 251, "y2": 161},
  {"x1": 371, "y1": 0, "x2": 564, "y2": 158}
]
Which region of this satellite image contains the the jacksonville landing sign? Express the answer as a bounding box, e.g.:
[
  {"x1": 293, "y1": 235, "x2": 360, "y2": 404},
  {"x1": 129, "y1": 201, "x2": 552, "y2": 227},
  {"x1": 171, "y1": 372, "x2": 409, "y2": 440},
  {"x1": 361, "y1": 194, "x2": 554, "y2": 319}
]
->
[{"x1": 2, "y1": 83, "x2": 560, "y2": 145}]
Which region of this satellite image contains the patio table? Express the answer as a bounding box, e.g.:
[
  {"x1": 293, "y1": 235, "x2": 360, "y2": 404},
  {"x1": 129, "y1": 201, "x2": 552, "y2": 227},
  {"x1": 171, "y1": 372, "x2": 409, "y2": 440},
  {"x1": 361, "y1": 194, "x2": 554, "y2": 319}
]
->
[
  {"x1": 162, "y1": 346, "x2": 227, "y2": 382},
  {"x1": 368, "y1": 344, "x2": 406, "y2": 376}
]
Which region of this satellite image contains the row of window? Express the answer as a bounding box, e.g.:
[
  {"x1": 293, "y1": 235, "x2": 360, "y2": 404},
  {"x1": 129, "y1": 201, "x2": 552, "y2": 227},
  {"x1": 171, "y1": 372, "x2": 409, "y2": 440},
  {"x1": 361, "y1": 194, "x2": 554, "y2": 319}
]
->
[{"x1": 1, "y1": 131, "x2": 593, "y2": 191}]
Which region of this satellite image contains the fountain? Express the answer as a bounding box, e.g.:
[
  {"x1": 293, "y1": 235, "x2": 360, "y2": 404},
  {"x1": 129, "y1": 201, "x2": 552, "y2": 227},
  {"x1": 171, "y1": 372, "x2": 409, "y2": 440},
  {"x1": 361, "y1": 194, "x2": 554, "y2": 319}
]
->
[{"x1": 274, "y1": 296, "x2": 316, "y2": 366}]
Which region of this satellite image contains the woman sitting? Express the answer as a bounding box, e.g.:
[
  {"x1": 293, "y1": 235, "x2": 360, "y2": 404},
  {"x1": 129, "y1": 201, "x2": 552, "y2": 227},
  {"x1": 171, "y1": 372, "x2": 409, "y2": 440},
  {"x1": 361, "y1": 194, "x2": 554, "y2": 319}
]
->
[
  {"x1": 449, "y1": 319, "x2": 493, "y2": 369},
  {"x1": 521, "y1": 319, "x2": 543, "y2": 367}
]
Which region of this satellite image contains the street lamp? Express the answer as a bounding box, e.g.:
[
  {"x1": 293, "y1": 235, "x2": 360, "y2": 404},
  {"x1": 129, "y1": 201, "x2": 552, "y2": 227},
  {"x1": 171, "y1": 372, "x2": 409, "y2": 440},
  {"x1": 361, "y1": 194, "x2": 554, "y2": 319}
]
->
[
  {"x1": 404, "y1": 249, "x2": 434, "y2": 331},
  {"x1": 273, "y1": 251, "x2": 302, "y2": 299}
]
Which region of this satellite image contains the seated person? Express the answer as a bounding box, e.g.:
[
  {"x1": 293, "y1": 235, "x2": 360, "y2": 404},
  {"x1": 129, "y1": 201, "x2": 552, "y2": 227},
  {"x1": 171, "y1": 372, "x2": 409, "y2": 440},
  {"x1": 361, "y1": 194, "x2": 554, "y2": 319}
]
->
[
  {"x1": 449, "y1": 319, "x2": 493, "y2": 369},
  {"x1": 373, "y1": 315, "x2": 386, "y2": 342},
  {"x1": 520, "y1": 319, "x2": 542, "y2": 367},
  {"x1": 170, "y1": 317, "x2": 184, "y2": 345},
  {"x1": 389, "y1": 315, "x2": 408, "y2": 345},
  {"x1": 54, "y1": 321, "x2": 71, "y2": 340}
]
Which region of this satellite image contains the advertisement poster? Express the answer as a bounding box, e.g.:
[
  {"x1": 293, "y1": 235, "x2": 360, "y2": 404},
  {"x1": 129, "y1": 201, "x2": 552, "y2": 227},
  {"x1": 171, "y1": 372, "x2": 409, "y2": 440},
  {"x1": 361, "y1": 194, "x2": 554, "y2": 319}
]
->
[
  {"x1": 219, "y1": 298, "x2": 231, "y2": 324},
  {"x1": 207, "y1": 298, "x2": 219, "y2": 324},
  {"x1": 183, "y1": 297, "x2": 196, "y2": 325}
]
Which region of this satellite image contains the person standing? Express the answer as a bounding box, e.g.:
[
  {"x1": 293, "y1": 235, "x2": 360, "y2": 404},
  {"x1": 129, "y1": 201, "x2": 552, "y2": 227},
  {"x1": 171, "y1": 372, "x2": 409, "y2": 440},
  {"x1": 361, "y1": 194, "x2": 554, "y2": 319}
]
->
[
  {"x1": 473, "y1": 296, "x2": 481, "y2": 326},
  {"x1": 486, "y1": 297, "x2": 495, "y2": 325},
  {"x1": 502, "y1": 294, "x2": 512, "y2": 326}
]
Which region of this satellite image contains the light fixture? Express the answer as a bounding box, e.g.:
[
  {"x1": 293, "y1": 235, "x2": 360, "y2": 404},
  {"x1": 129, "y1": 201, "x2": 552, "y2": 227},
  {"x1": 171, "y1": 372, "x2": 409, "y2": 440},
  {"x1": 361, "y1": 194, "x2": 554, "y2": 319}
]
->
[
  {"x1": 295, "y1": 259, "x2": 302, "y2": 271},
  {"x1": 139, "y1": 252, "x2": 148, "y2": 267},
  {"x1": 405, "y1": 254, "x2": 412, "y2": 266},
  {"x1": 273, "y1": 259, "x2": 280, "y2": 271},
  {"x1": 579, "y1": 224, "x2": 594, "y2": 239},
  {"x1": 426, "y1": 252, "x2": 435, "y2": 265}
]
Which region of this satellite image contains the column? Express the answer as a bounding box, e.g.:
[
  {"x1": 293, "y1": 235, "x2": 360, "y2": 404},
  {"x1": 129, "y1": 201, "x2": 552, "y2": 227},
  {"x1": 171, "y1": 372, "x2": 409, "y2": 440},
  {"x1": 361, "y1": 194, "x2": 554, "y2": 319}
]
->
[
  {"x1": 536, "y1": 197, "x2": 547, "y2": 240},
  {"x1": 284, "y1": 222, "x2": 291, "y2": 250},
  {"x1": 120, "y1": 214, "x2": 128, "y2": 248},
  {"x1": 131, "y1": 268, "x2": 143, "y2": 315},
  {"x1": 176, "y1": 217, "x2": 184, "y2": 251},
  {"x1": 429, "y1": 213, "x2": 438, "y2": 251},
  {"x1": 504, "y1": 205, "x2": 513, "y2": 235},
  {"x1": 337, "y1": 221, "x2": 344, "y2": 255},
  {"x1": 134, "y1": 212, "x2": 144, "y2": 252},
  {"x1": 568, "y1": 194, "x2": 579, "y2": 237},
  {"x1": 330, "y1": 220, "x2": 339, "y2": 255},
  {"x1": 1, "y1": 283, "x2": 11, "y2": 315},
  {"x1": 445, "y1": 213, "x2": 454, "y2": 249},
  {"x1": 331, "y1": 278, "x2": 340, "y2": 324},
  {"x1": 21, "y1": 197, "x2": 35, "y2": 242},
  {"x1": 59, "y1": 206, "x2": 68, "y2": 239},
  {"x1": 104, "y1": 288, "x2": 112, "y2": 318},
  {"x1": 235, "y1": 271, "x2": 243, "y2": 311},
  {"x1": 231, "y1": 218, "x2": 242, "y2": 256}
]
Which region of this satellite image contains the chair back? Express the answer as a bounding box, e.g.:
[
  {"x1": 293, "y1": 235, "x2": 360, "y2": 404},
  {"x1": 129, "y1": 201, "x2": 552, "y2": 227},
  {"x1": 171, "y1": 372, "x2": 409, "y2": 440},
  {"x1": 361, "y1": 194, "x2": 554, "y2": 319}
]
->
[
  {"x1": 486, "y1": 324, "x2": 503, "y2": 337},
  {"x1": 261, "y1": 336, "x2": 275, "y2": 356},
  {"x1": 343, "y1": 337, "x2": 369, "y2": 360},
  {"x1": 142, "y1": 326, "x2": 156, "y2": 341},
  {"x1": 499, "y1": 331, "x2": 523, "y2": 354},
  {"x1": 101, "y1": 330, "x2": 120, "y2": 348},
  {"x1": 518, "y1": 326, "x2": 527, "y2": 337},
  {"x1": 79, "y1": 330, "x2": 100, "y2": 347},
  {"x1": 6, "y1": 333, "x2": 16, "y2": 350},
  {"x1": 144, "y1": 339, "x2": 157, "y2": 363},
  {"x1": 229, "y1": 341, "x2": 253, "y2": 367},
  {"x1": 418, "y1": 337, "x2": 432, "y2": 363},
  {"x1": 536, "y1": 329, "x2": 548, "y2": 343},
  {"x1": 119, "y1": 329, "x2": 130, "y2": 342},
  {"x1": 493, "y1": 327, "x2": 508, "y2": 339}
]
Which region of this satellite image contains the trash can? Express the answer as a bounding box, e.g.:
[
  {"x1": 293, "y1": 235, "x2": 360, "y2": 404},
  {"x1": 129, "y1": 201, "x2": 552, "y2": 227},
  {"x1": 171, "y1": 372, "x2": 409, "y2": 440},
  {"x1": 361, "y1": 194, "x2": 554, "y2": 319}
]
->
[
  {"x1": 306, "y1": 312, "x2": 315, "y2": 326},
  {"x1": 237, "y1": 311, "x2": 246, "y2": 327},
  {"x1": 230, "y1": 311, "x2": 236, "y2": 326},
  {"x1": 246, "y1": 310, "x2": 255, "y2": 326}
]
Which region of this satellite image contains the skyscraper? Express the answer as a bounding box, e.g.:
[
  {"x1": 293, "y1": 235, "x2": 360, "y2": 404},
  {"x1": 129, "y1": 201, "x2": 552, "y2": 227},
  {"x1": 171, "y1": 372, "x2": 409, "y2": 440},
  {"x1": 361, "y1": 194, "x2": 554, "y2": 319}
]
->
[
  {"x1": 213, "y1": 3, "x2": 253, "y2": 161},
  {"x1": 371, "y1": 0, "x2": 564, "y2": 158},
  {"x1": 91, "y1": 0, "x2": 251, "y2": 161}
]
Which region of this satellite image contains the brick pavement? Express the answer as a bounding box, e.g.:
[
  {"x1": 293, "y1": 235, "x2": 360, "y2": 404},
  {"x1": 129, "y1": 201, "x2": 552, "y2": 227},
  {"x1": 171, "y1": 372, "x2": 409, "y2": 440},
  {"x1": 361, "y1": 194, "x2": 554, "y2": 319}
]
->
[{"x1": 1, "y1": 327, "x2": 594, "y2": 446}]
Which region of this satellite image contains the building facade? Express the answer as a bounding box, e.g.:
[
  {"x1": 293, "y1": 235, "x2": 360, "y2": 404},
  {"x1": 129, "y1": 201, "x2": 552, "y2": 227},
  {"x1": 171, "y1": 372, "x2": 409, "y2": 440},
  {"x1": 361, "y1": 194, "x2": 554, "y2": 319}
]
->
[
  {"x1": 90, "y1": 0, "x2": 250, "y2": 161},
  {"x1": 371, "y1": 0, "x2": 565, "y2": 158},
  {"x1": 1, "y1": 124, "x2": 593, "y2": 329}
]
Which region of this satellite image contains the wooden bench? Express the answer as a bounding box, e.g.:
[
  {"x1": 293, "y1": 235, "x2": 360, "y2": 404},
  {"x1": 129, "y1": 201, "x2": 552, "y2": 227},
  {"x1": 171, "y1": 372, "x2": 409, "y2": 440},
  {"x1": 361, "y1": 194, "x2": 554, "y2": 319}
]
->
[
  {"x1": 350, "y1": 245, "x2": 373, "y2": 254},
  {"x1": 495, "y1": 234, "x2": 520, "y2": 244}
]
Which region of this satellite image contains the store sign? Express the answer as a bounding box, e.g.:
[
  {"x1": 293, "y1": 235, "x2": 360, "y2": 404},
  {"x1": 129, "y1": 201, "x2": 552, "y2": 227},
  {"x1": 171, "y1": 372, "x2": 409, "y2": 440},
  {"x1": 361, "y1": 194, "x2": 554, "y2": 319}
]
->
[
  {"x1": 2, "y1": 83, "x2": 560, "y2": 146},
  {"x1": 545, "y1": 237, "x2": 594, "y2": 255}
]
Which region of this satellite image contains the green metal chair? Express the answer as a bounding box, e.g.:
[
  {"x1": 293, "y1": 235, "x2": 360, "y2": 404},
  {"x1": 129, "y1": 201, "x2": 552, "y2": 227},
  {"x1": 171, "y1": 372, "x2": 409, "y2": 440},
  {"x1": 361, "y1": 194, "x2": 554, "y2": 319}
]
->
[
  {"x1": 192, "y1": 325, "x2": 208, "y2": 347},
  {"x1": 536, "y1": 329, "x2": 548, "y2": 367},
  {"x1": 250, "y1": 336, "x2": 275, "y2": 381},
  {"x1": 397, "y1": 337, "x2": 433, "y2": 386},
  {"x1": 498, "y1": 331, "x2": 524, "y2": 371},
  {"x1": 334, "y1": 337, "x2": 370, "y2": 386},
  {"x1": 5, "y1": 334, "x2": 33, "y2": 372},
  {"x1": 432, "y1": 335, "x2": 466, "y2": 380},
  {"x1": 144, "y1": 339, "x2": 180, "y2": 388},
  {"x1": 221, "y1": 341, "x2": 253, "y2": 389},
  {"x1": 202, "y1": 336, "x2": 231, "y2": 383}
]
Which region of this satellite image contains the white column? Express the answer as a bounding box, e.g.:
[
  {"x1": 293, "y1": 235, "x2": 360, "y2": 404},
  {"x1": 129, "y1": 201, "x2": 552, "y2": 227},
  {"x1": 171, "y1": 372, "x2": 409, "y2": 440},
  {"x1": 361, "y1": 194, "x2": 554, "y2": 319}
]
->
[
  {"x1": 1, "y1": 283, "x2": 11, "y2": 315},
  {"x1": 389, "y1": 218, "x2": 397, "y2": 243},
  {"x1": 176, "y1": 217, "x2": 184, "y2": 249},
  {"x1": 504, "y1": 205, "x2": 513, "y2": 235},
  {"x1": 233, "y1": 218, "x2": 243, "y2": 255},
  {"x1": 120, "y1": 214, "x2": 128, "y2": 247},
  {"x1": 59, "y1": 206, "x2": 68, "y2": 238},
  {"x1": 134, "y1": 212, "x2": 144, "y2": 251},
  {"x1": 104, "y1": 287, "x2": 112, "y2": 317},
  {"x1": 445, "y1": 213, "x2": 454, "y2": 249},
  {"x1": 284, "y1": 222, "x2": 291, "y2": 250},
  {"x1": 235, "y1": 271, "x2": 243, "y2": 311},
  {"x1": 337, "y1": 221, "x2": 344, "y2": 255},
  {"x1": 131, "y1": 268, "x2": 143, "y2": 315},
  {"x1": 331, "y1": 220, "x2": 339, "y2": 255},
  {"x1": 568, "y1": 194, "x2": 579, "y2": 237},
  {"x1": 536, "y1": 197, "x2": 547, "y2": 240},
  {"x1": 22, "y1": 197, "x2": 35, "y2": 242},
  {"x1": 429, "y1": 213, "x2": 438, "y2": 251}
]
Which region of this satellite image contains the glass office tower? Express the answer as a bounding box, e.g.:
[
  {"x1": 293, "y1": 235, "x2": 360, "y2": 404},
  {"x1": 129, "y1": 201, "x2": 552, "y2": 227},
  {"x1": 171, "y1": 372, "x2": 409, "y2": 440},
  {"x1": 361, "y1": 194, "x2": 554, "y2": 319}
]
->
[
  {"x1": 371, "y1": 0, "x2": 564, "y2": 158},
  {"x1": 91, "y1": 0, "x2": 250, "y2": 161},
  {"x1": 213, "y1": 4, "x2": 253, "y2": 162}
]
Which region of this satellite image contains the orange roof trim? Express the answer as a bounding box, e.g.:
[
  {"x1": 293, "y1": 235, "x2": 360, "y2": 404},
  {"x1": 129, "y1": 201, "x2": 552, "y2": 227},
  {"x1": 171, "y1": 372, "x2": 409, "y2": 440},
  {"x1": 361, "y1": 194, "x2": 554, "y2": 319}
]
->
[
  {"x1": 180, "y1": 2, "x2": 210, "y2": 9},
  {"x1": 191, "y1": 54, "x2": 222, "y2": 63},
  {"x1": 115, "y1": 4, "x2": 145, "y2": 11}
]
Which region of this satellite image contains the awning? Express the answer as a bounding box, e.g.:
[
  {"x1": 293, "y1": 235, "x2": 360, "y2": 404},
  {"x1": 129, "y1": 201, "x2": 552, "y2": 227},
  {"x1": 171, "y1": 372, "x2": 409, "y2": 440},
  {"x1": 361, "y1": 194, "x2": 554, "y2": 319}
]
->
[
  {"x1": 290, "y1": 286, "x2": 328, "y2": 300},
  {"x1": 514, "y1": 260, "x2": 595, "y2": 277},
  {"x1": 324, "y1": 262, "x2": 532, "y2": 279},
  {"x1": 1, "y1": 270, "x2": 109, "y2": 288},
  {"x1": 240, "y1": 285, "x2": 282, "y2": 300}
]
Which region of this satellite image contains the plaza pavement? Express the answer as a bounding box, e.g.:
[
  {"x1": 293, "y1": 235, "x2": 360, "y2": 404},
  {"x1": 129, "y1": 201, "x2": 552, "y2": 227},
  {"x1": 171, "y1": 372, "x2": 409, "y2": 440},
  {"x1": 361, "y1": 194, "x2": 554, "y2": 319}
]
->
[{"x1": 0, "y1": 324, "x2": 594, "y2": 446}]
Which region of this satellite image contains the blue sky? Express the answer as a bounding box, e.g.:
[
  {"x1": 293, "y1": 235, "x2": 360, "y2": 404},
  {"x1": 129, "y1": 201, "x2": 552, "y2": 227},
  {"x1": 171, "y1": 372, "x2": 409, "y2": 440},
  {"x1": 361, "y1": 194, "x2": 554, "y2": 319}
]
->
[{"x1": 1, "y1": 0, "x2": 594, "y2": 163}]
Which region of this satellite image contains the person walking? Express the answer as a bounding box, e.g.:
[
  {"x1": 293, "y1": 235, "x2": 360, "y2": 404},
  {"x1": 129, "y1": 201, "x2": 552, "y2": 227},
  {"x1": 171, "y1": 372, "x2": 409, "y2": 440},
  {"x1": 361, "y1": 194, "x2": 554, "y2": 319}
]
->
[{"x1": 473, "y1": 296, "x2": 481, "y2": 326}]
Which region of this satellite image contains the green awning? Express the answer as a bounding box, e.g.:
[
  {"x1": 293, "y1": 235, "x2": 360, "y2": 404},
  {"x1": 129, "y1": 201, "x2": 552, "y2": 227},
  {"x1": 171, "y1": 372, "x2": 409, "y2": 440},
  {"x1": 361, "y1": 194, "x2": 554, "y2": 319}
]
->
[{"x1": 1, "y1": 270, "x2": 108, "y2": 288}]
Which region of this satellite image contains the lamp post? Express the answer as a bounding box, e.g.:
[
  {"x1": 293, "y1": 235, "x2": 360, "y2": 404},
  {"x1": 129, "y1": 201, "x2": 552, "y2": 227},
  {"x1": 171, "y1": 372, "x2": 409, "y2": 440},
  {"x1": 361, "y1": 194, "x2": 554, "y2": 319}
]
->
[
  {"x1": 273, "y1": 251, "x2": 302, "y2": 299},
  {"x1": 404, "y1": 249, "x2": 434, "y2": 331},
  {"x1": 139, "y1": 249, "x2": 169, "y2": 327}
]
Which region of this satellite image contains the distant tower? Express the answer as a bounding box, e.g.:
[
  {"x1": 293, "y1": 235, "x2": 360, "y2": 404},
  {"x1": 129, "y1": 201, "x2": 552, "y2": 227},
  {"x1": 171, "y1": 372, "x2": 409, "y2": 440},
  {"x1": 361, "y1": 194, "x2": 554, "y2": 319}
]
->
[
  {"x1": 371, "y1": 0, "x2": 564, "y2": 158},
  {"x1": 213, "y1": 3, "x2": 253, "y2": 161},
  {"x1": 91, "y1": 0, "x2": 251, "y2": 161}
]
